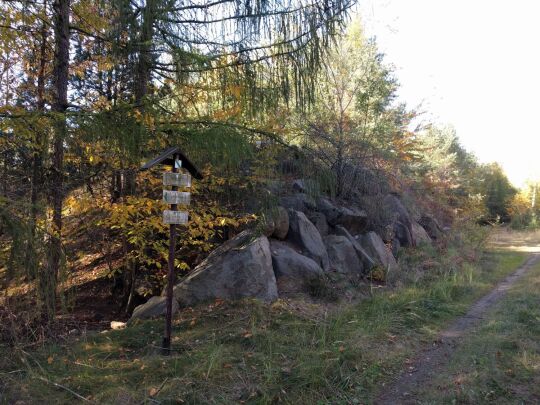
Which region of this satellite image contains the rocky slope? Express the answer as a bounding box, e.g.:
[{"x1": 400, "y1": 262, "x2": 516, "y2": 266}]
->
[{"x1": 131, "y1": 183, "x2": 443, "y2": 320}]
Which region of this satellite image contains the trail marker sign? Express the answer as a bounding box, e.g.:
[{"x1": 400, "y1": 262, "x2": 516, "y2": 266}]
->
[
  {"x1": 163, "y1": 173, "x2": 192, "y2": 188},
  {"x1": 141, "y1": 147, "x2": 202, "y2": 355},
  {"x1": 163, "y1": 190, "x2": 191, "y2": 206},
  {"x1": 163, "y1": 210, "x2": 189, "y2": 225}
]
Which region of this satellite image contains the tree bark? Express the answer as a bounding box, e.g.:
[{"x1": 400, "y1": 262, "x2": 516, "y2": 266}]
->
[
  {"x1": 27, "y1": 14, "x2": 49, "y2": 280},
  {"x1": 44, "y1": 0, "x2": 70, "y2": 318},
  {"x1": 121, "y1": 0, "x2": 157, "y2": 198},
  {"x1": 31, "y1": 19, "x2": 48, "y2": 225},
  {"x1": 134, "y1": 0, "x2": 155, "y2": 105}
]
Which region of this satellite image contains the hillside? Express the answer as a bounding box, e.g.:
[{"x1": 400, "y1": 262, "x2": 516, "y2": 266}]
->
[{"x1": 2, "y1": 1, "x2": 539, "y2": 404}]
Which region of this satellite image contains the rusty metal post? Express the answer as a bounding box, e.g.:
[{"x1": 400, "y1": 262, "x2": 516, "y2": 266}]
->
[{"x1": 162, "y1": 153, "x2": 178, "y2": 355}]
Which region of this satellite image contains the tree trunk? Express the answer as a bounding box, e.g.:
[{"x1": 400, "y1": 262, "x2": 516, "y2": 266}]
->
[
  {"x1": 27, "y1": 16, "x2": 49, "y2": 280},
  {"x1": 134, "y1": 0, "x2": 155, "y2": 105},
  {"x1": 44, "y1": 0, "x2": 70, "y2": 319},
  {"x1": 121, "y1": 0, "x2": 156, "y2": 198}
]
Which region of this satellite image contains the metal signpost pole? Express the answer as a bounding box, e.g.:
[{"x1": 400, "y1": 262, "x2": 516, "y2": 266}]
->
[{"x1": 162, "y1": 153, "x2": 178, "y2": 355}]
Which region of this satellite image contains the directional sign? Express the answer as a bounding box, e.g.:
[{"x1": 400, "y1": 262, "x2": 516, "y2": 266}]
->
[
  {"x1": 163, "y1": 172, "x2": 191, "y2": 188},
  {"x1": 163, "y1": 210, "x2": 189, "y2": 225},
  {"x1": 163, "y1": 190, "x2": 191, "y2": 205}
]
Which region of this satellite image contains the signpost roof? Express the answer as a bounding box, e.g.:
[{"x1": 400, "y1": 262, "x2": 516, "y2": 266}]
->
[{"x1": 140, "y1": 146, "x2": 203, "y2": 179}]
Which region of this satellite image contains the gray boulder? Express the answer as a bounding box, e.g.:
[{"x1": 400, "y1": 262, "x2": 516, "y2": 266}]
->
[
  {"x1": 336, "y1": 206, "x2": 368, "y2": 234},
  {"x1": 307, "y1": 212, "x2": 329, "y2": 236},
  {"x1": 360, "y1": 232, "x2": 398, "y2": 272},
  {"x1": 324, "y1": 235, "x2": 363, "y2": 275},
  {"x1": 279, "y1": 193, "x2": 316, "y2": 213},
  {"x1": 419, "y1": 215, "x2": 444, "y2": 240},
  {"x1": 130, "y1": 296, "x2": 179, "y2": 321},
  {"x1": 271, "y1": 206, "x2": 289, "y2": 240},
  {"x1": 412, "y1": 221, "x2": 432, "y2": 245},
  {"x1": 335, "y1": 225, "x2": 376, "y2": 270},
  {"x1": 317, "y1": 197, "x2": 339, "y2": 221},
  {"x1": 317, "y1": 198, "x2": 367, "y2": 234},
  {"x1": 383, "y1": 194, "x2": 414, "y2": 247},
  {"x1": 394, "y1": 221, "x2": 413, "y2": 247},
  {"x1": 173, "y1": 231, "x2": 278, "y2": 307},
  {"x1": 287, "y1": 210, "x2": 330, "y2": 270},
  {"x1": 270, "y1": 240, "x2": 323, "y2": 293}
]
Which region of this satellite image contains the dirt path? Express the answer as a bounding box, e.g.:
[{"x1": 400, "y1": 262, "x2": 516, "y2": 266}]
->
[{"x1": 376, "y1": 252, "x2": 540, "y2": 405}]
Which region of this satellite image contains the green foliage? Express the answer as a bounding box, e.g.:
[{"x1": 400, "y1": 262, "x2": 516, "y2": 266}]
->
[
  {"x1": 410, "y1": 125, "x2": 521, "y2": 224},
  {"x1": 92, "y1": 169, "x2": 257, "y2": 297},
  {"x1": 479, "y1": 163, "x2": 517, "y2": 223},
  {"x1": 508, "y1": 184, "x2": 540, "y2": 229},
  {"x1": 0, "y1": 196, "x2": 65, "y2": 320},
  {"x1": 411, "y1": 125, "x2": 483, "y2": 210},
  {"x1": 0, "y1": 0, "x2": 354, "y2": 319},
  {"x1": 293, "y1": 21, "x2": 411, "y2": 197},
  {"x1": 0, "y1": 198, "x2": 30, "y2": 280}
]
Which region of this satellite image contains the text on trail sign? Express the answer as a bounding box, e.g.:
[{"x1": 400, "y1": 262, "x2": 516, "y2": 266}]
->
[
  {"x1": 163, "y1": 172, "x2": 191, "y2": 188},
  {"x1": 163, "y1": 190, "x2": 191, "y2": 205},
  {"x1": 163, "y1": 210, "x2": 189, "y2": 225}
]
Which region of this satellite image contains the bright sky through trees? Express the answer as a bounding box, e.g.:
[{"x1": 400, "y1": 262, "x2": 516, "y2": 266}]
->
[{"x1": 359, "y1": 0, "x2": 540, "y2": 187}]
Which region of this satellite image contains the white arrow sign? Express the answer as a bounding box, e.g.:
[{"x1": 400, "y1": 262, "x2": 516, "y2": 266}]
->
[
  {"x1": 163, "y1": 190, "x2": 191, "y2": 205},
  {"x1": 163, "y1": 210, "x2": 189, "y2": 225},
  {"x1": 163, "y1": 172, "x2": 191, "y2": 188}
]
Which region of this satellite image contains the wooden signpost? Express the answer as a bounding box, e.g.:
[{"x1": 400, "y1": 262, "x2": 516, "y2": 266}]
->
[{"x1": 141, "y1": 147, "x2": 202, "y2": 355}]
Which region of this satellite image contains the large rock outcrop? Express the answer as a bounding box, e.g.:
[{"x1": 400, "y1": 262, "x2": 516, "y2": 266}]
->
[
  {"x1": 287, "y1": 210, "x2": 330, "y2": 270},
  {"x1": 411, "y1": 221, "x2": 432, "y2": 245},
  {"x1": 307, "y1": 212, "x2": 329, "y2": 236},
  {"x1": 335, "y1": 225, "x2": 376, "y2": 270},
  {"x1": 279, "y1": 193, "x2": 316, "y2": 213},
  {"x1": 360, "y1": 231, "x2": 398, "y2": 273},
  {"x1": 270, "y1": 240, "x2": 323, "y2": 293},
  {"x1": 383, "y1": 194, "x2": 414, "y2": 247},
  {"x1": 317, "y1": 198, "x2": 367, "y2": 234},
  {"x1": 130, "y1": 296, "x2": 179, "y2": 321},
  {"x1": 173, "y1": 231, "x2": 278, "y2": 307},
  {"x1": 419, "y1": 215, "x2": 444, "y2": 240},
  {"x1": 324, "y1": 235, "x2": 363, "y2": 275}
]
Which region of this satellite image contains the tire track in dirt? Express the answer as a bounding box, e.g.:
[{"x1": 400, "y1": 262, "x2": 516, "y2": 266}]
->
[{"x1": 375, "y1": 253, "x2": 540, "y2": 405}]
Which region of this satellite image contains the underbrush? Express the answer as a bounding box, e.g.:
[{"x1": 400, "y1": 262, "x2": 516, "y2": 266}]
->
[{"x1": 0, "y1": 225, "x2": 528, "y2": 404}]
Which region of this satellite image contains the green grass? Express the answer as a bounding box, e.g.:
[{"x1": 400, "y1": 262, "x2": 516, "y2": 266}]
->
[
  {"x1": 0, "y1": 247, "x2": 528, "y2": 404},
  {"x1": 415, "y1": 259, "x2": 540, "y2": 404}
]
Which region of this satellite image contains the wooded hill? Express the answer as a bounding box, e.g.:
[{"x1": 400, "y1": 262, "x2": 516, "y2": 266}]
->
[{"x1": 0, "y1": 1, "x2": 520, "y2": 339}]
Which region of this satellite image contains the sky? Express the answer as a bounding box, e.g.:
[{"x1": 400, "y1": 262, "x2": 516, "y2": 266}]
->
[{"x1": 357, "y1": 0, "x2": 540, "y2": 187}]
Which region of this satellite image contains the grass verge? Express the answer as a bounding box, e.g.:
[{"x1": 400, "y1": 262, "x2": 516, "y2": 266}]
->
[
  {"x1": 0, "y1": 245, "x2": 528, "y2": 404},
  {"x1": 414, "y1": 257, "x2": 540, "y2": 404}
]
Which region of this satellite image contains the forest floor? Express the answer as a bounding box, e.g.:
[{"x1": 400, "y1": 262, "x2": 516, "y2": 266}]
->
[{"x1": 1, "y1": 229, "x2": 540, "y2": 404}]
